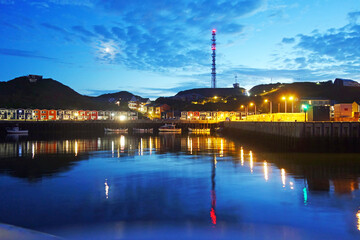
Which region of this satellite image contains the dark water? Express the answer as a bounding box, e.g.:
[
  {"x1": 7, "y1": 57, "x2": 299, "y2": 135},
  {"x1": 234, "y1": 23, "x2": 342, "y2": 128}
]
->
[{"x1": 0, "y1": 133, "x2": 360, "y2": 239}]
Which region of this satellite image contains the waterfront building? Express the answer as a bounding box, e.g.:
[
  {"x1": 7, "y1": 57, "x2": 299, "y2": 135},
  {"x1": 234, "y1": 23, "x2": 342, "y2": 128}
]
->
[
  {"x1": 64, "y1": 110, "x2": 72, "y2": 120},
  {"x1": 300, "y1": 97, "x2": 332, "y2": 107},
  {"x1": 0, "y1": 109, "x2": 7, "y2": 120},
  {"x1": 334, "y1": 103, "x2": 353, "y2": 121},
  {"x1": 33, "y1": 109, "x2": 41, "y2": 120},
  {"x1": 24, "y1": 109, "x2": 33, "y2": 120},
  {"x1": 351, "y1": 101, "x2": 360, "y2": 121},
  {"x1": 7, "y1": 109, "x2": 17, "y2": 120},
  {"x1": 57, "y1": 110, "x2": 64, "y2": 120},
  {"x1": 180, "y1": 111, "x2": 240, "y2": 121},
  {"x1": 16, "y1": 109, "x2": 25, "y2": 120},
  {"x1": 97, "y1": 111, "x2": 107, "y2": 120},
  {"x1": 128, "y1": 96, "x2": 138, "y2": 110},
  {"x1": 40, "y1": 109, "x2": 49, "y2": 120},
  {"x1": 48, "y1": 110, "x2": 57, "y2": 120}
]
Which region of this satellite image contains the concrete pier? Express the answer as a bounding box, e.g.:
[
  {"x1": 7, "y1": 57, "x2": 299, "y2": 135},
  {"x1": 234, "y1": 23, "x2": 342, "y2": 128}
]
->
[{"x1": 223, "y1": 121, "x2": 360, "y2": 139}]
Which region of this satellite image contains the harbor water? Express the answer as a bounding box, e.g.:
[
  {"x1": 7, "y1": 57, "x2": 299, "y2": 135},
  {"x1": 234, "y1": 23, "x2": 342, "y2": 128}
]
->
[{"x1": 0, "y1": 133, "x2": 360, "y2": 239}]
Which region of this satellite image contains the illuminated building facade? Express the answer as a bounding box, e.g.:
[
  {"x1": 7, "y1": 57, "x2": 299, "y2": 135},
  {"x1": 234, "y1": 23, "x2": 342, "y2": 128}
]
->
[{"x1": 0, "y1": 108, "x2": 138, "y2": 121}]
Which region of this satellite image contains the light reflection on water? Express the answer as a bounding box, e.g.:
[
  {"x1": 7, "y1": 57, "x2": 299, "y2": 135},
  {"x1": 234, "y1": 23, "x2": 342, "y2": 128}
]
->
[{"x1": 0, "y1": 134, "x2": 360, "y2": 239}]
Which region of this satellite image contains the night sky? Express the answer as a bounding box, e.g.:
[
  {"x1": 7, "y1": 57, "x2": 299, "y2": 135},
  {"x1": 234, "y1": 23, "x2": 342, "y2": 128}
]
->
[{"x1": 1, "y1": 0, "x2": 359, "y2": 98}]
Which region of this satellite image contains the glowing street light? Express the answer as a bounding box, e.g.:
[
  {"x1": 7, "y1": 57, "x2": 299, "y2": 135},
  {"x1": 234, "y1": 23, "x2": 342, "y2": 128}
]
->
[
  {"x1": 264, "y1": 99, "x2": 272, "y2": 114},
  {"x1": 248, "y1": 102, "x2": 256, "y2": 115},
  {"x1": 289, "y1": 96, "x2": 294, "y2": 113},
  {"x1": 281, "y1": 96, "x2": 287, "y2": 113},
  {"x1": 240, "y1": 104, "x2": 248, "y2": 116}
]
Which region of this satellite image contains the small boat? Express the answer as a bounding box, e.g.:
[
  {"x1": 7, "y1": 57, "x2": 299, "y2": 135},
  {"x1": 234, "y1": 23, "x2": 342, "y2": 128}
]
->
[
  {"x1": 188, "y1": 128, "x2": 211, "y2": 133},
  {"x1": 158, "y1": 124, "x2": 182, "y2": 133},
  {"x1": 7, "y1": 126, "x2": 28, "y2": 134},
  {"x1": 133, "y1": 128, "x2": 153, "y2": 133},
  {"x1": 104, "y1": 128, "x2": 128, "y2": 133}
]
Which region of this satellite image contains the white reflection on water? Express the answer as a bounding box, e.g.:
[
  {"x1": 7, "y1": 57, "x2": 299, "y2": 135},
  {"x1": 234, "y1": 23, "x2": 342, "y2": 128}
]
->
[
  {"x1": 120, "y1": 135, "x2": 125, "y2": 152},
  {"x1": 240, "y1": 147, "x2": 244, "y2": 166},
  {"x1": 249, "y1": 151, "x2": 253, "y2": 173},
  {"x1": 111, "y1": 141, "x2": 114, "y2": 158},
  {"x1": 65, "y1": 140, "x2": 69, "y2": 152},
  {"x1": 220, "y1": 139, "x2": 224, "y2": 157},
  {"x1": 105, "y1": 179, "x2": 109, "y2": 199},
  {"x1": 264, "y1": 161, "x2": 268, "y2": 182},
  {"x1": 74, "y1": 141, "x2": 78, "y2": 157},
  {"x1": 187, "y1": 137, "x2": 192, "y2": 154},
  {"x1": 32, "y1": 143, "x2": 35, "y2": 159},
  {"x1": 281, "y1": 168, "x2": 286, "y2": 188},
  {"x1": 149, "y1": 137, "x2": 152, "y2": 155}
]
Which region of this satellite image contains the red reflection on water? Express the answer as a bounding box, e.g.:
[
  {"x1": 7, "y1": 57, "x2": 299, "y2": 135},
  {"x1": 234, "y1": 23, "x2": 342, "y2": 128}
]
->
[
  {"x1": 210, "y1": 190, "x2": 216, "y2": 225},
  {"x1": 210, "y1": 207, "x2": 216, "y2": 225}
]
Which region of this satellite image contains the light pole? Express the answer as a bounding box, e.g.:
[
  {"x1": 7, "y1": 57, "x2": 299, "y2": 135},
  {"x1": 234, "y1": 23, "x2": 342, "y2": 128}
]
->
[
  {"x1": 264, "y1": 99, "x2": 272, "y2": 114},
  {"x1": 282, "y1": 96, "x2": 287, "y2": 113},
  {"x1": 289, "y1": 96, "x2": 294, "y2": 113},
  {"x1": 249, "y1": 102, "x2": 256, "y2": 115},
  {"x1": 240, "y1": 105, "x2": 247, "y2": 118}
]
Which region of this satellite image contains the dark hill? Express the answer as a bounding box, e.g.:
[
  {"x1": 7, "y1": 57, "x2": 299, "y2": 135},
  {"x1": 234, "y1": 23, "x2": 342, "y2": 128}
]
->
[
  {"x1": 0, "y1": 76, "x2": 125, "y2": 110},
  {"x1": 252, "y1": 81, "x2": 360, "y2": 103},
  {"x1": 95, "y1": 91, "x2": 147, "y2": 103},
  {"x1": 175, "y1": 88, "x2": 245, "y2": 98}
]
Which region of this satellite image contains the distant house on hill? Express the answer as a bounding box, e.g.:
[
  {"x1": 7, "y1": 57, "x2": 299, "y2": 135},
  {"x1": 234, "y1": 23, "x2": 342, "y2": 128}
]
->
[
  {"x1": 128, "y1": 96, "x2": 151, "y2": 111},
  {"x1": 27, "y1": 74, "x2": 42, "y2": 83},
  {"x1": 334, "y1": 78, "x2": 360, "y2": 87}
]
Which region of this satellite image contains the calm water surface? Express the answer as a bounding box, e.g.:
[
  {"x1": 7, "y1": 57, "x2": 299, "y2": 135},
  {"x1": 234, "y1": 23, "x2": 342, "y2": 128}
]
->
[{"x1": 0, "y1": 133, "x2": 360, "y2": 239}]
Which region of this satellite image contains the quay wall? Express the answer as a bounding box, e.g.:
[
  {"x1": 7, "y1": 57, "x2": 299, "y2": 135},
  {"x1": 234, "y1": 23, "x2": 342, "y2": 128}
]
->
[
  {"x1": 223, "y1": 121, "x2": 360, "y2": 138},
  {"x1": 0, "y1": 120, "x2": 220, "y2": 136}
]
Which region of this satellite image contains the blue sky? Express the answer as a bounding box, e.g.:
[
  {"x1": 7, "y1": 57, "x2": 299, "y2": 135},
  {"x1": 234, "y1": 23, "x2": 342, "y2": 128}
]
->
[{"x1": 1, "y1": 0, "x2": 360, "y2": 99}]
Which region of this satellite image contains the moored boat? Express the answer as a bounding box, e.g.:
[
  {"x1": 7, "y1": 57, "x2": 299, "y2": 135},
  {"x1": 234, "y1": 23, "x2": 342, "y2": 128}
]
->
[
  {"x1": 158, "y1": 124, "x2": 182, "y2": 133},
  {"x1": 133, "y1": 128, "x2": 153, "y2": 133},
  {"x1": 188, "y1": 128, "x2": 211, "y2": 133},
  {"x1": 6, "y1": 126, "x2": 28, "y2": 134},
  {"x1": 104, "y1": 128, "x2": 128, "y2": 133}
]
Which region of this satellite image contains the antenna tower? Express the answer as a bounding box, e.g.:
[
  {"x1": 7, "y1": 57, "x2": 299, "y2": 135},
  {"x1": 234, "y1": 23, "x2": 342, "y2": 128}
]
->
[{"x1": 211, "y1": 29, "x2": 216, "y2": 88}]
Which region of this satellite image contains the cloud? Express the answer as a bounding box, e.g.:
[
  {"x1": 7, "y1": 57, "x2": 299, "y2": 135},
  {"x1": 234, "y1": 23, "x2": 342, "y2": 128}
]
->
[
  {"x1": 282, "y1": 37, "x2": 295, "y2": 44},
  {"x1": 275, "y1": 11, "x2": 360, "y2": 80},
  {"x1": 93, "y1": 25, "x2": 114, "y2": 40},
  {"x1": 41, "y1": 23, "x2": 68, "y2": 34},
  {"x1": 88, "y1": 0, "x2": 265, "y2": 71},
  {"x1": 348, "y1": 11, "x2": 360, "y2": 23},
  {"x1": 72, "y1": 25, "x2": 96, "y2": 37},
  {"x1": 0, "y1": 48, "x2": 55, "y2": 60}
]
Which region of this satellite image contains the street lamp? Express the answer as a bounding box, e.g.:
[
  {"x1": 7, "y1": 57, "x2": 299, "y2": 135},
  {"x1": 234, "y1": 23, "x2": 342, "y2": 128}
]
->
[
  {"x1": 282, "y1": 96, "x2": 287, "y2": 113},
  {"x1": 289, "y1": 96, "x2": 294, "y2": 113},
  {"x1": 249, "y1": 102, "x2": 256, "y2": 115},
  {"x1": 264, "y1": 99, "x2": 272, "y2": 114},
  {"x1": 240, "y1": 104, "x2": 248, "y2": 117}
]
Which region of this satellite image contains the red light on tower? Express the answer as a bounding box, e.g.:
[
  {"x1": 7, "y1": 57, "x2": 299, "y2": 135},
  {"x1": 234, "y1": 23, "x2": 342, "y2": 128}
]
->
[{"x1": 212, "y1": 29, "x2": 216, "y2": 33}]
